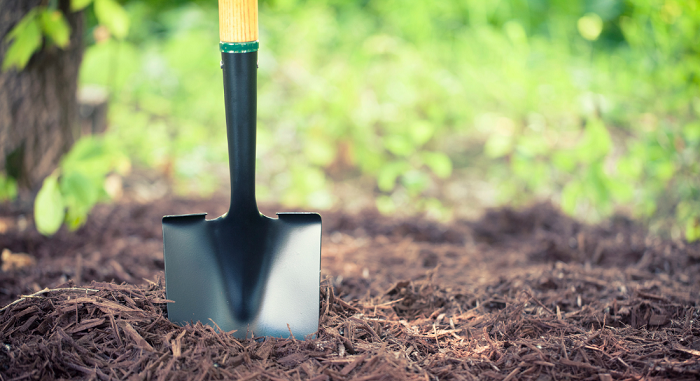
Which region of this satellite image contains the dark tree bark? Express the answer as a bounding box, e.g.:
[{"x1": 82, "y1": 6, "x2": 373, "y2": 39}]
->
[{"x1": 0, "y1": 0, "x2": 84, "y2": 190}]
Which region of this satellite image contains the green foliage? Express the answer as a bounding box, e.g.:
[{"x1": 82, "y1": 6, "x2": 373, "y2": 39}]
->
[
  {"x1": 0, "y1": 175, "x2": 18, "y2": 202},
  {"x1": 2, "y1": 0, "x2": 130, "y2": 72},
  {"x1": 2, "y1": 9, "x2": 43, "y2": 71},
  {"x1": 422, "y1": 152, "x2": 452, "y2": 179},
  {"x1": 59, "y1": 0, "x2": 700, "y2": 240},
  {"x1": 577, "y1": 13, "x2": 604, "y2": 41},
  {"x1": 94, "y1": 0, "x2": 130, "y2": 39},
  {"x1": 34, "y1": 174, "x2": 65, "y2": 236},
  {"x1": 33, "y1": 137, "x2": 130, "y2": 236},
  {"x1": 685, "y1": 218, "x2": 700, "y2": 243},
  {"x1": 39, "y1": 10, "x2": 71, "y2": 48},
  {"x1": 71, "y1": 0, "x2": 95, "y2": 12}
]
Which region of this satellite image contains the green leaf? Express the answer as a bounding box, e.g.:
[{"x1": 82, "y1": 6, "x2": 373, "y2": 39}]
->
[
  {"x1": 516, "y1": 134, "x2": 548, "y2": 157},
  {"x1": 355, "y1": 147, "x2": 383, "y2": 174},
  {"x1": 65, "y1": 204, "x2": 89, "y2": 231},
  {"x1": 94, "y1": 0, "x2": 130, "y2": 39},
  {"x1": 685, "y1": 218, "x2": 700, "y2": 242},
  {"x1": 34, "y1": 174, "x2": 66, "y2": 236},
  {"x1": 377, "y1": 161, "x2": 410, "y2": 192},
  {"x1": 39, "y1": 10, "x2": 71, "y2": 48},
  {"x1": 484, "y1": 134, "x2": 512, "y2": 158},
  {"x1": 682, "y1": 122, "x2": 700, "y2": 143},
  {"x1": 60, "y1": 171, "x2": 99, "y2": 211},
  {"x1": 5, "y1": 9, "x2": 40, "y2": 41},
  {"x1": 616, "y1": 155, "x2": 643, "y2": 180},
  {"x1": 561, "y1": 181, "x2": 582, "y2": 215},
  {"x1": 71, "y1": 0, "x2": 94, "y2": 12},
  {"x1": 63, "y1": 136, "x2": 106, "y2": 164},
  {"x1": 504, "y1": 20, "x2": 528, "y2": 47},
  {"x1": 577, "y1": 13, "x2": 603, "y2": 41},
  {"x1": 401, "y1": 170, "x2": 429, "y2": 195},
  {"x1": 2, "y1": 10, "x2": 42, "y2": 71},
  {"x1": 384, "y1": 135, "x2": 414, "y2": 156},
  {"x1": 422, "y1": 152, "x2": 452, "y2": 179},
  {"x1": 577, "y1": 118, "x2": 611, "y2": 163},
  {"x1": 0, "y1": 175, "x2": 17, "y2": 202},
  {"x1": 512, "y1": 155, "x2": 547, "y2": 191},
  {"x1": 60, "y1": 137, "x2": 117, "y2": 181},
  {"x1": 552, "y1": 150, "x2": 577, "y2": 172},
  {"x1": 654, "y1": 161, "x2": 676, "y2": 182},
  {"x1": 409, "y1": 121, "x2": 434, "y2": 146},
  {"x1": 586, "y1": 163, "x2": 612, "y2": 208},
  {"x1": 608, "y1": 178, "x2": 634, "y2": 203}
]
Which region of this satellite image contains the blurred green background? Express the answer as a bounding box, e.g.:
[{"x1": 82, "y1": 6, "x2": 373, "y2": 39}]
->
[{"x1": 13, "y1": 0, "x2": 700, "y2": 239}]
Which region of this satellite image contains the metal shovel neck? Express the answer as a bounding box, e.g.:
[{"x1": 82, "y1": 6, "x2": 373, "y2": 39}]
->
[{"x1": 221, "y1": 49, "x2": 260, "y2": 218}]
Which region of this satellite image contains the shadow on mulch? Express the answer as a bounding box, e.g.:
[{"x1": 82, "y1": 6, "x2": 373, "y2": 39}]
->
[{"x1": 1, "y1": 198, "x2": 699, "y2": 380}]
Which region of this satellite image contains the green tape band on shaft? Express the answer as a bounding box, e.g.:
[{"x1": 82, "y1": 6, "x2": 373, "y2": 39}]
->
[{"x1": 220, "y1": 41, "x2": 259, "y2": 53}]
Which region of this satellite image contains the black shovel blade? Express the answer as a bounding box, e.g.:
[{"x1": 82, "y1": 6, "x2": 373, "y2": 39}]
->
[{"x1": 162, "y1": 212, "x2": 321, "y2": 339}]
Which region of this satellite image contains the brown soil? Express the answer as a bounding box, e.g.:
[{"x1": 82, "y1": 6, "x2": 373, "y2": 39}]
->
[{"x1": 0, "y1": 198, "x2": 699, "y2": 380}]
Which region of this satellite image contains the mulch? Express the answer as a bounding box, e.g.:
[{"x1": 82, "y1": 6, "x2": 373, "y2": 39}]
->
[{"x1": 0, "y1": 198, "x2": 699, "y2": 380}]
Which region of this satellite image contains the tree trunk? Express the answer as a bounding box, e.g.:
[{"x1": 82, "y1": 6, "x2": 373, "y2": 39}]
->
[{"x1": 0, "y1": 0, "x2": 84, "y2": 190}]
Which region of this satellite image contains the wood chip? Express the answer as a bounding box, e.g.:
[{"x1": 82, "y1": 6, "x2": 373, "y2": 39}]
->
[
  {"x1": 66, "y1": 318, "x2": 106, "y2": 334},
  {"x1": 0, "y1": 202, "x2": 697, "y2": 380},
  {"x1": 119, "y1": 321, "x2": 154, "y2": 351},
  {"x1": 340, "y1": 354, "x2": 366, "y2": 376}
]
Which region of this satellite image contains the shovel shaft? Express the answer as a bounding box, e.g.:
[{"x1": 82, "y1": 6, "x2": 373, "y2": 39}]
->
[
  {"x1": 222, "y1": 51, "x2": 259, "y2": 217},
  {"x1": 219, "y1": 0, "x2": 258, "y2": 43}
]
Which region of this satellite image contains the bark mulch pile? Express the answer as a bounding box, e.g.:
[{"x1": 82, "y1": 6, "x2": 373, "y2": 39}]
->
[{"x1": 0, "y1": 198, "x2": 699, "y2": 380}]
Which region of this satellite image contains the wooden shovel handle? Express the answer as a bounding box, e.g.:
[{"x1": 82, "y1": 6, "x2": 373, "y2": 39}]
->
[{"x1": 219, "y1": 0, "x2": 258, "y2": 43}]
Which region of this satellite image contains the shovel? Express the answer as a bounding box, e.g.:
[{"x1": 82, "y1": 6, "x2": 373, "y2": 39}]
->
[{"x1": 162, "y1": 0, "x2": 322, "y2": 339}]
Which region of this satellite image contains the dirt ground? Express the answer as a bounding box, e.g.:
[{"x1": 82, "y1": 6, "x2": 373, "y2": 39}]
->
[{"x1": 0, "y1": 196, "x2": 699, "y2": 380}]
